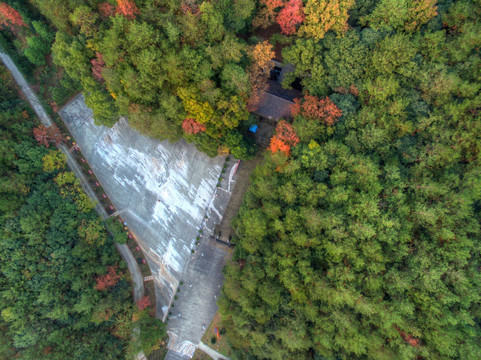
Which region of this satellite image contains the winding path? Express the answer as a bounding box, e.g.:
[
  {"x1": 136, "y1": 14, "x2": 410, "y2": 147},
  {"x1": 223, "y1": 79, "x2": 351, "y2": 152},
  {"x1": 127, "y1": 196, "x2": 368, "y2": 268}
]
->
[{"x1": 0, "y1": 51, "x2": 145, "y2": 358}]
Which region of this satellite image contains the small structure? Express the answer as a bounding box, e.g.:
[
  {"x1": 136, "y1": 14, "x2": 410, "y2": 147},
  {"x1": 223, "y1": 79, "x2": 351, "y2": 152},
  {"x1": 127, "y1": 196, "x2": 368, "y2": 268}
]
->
[
  {"x1": 253, "y1": 61, "x2": 301, "y2": 121},
  {"x1": 254, "y1": 92, "x2": 295, "y2": 121},
  {"x1": 248, "y1": 124, "x2": 258, "y2": 133}
]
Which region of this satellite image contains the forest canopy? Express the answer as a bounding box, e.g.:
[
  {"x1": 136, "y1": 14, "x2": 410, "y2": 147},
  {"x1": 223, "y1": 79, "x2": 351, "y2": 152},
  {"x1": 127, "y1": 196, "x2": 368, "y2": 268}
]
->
[
  {"x1": 0, "y1": 65, "x2": 135, "y2": 359},
  {"x1": 1, "y1": 0, "x2": 481, "y2": 359},
  {"x1": 219, "y1": 1, "x2": 481, "y2": 360},
  {"x1": 25, "y1": 0, "x2": 257, "y2": 157}
]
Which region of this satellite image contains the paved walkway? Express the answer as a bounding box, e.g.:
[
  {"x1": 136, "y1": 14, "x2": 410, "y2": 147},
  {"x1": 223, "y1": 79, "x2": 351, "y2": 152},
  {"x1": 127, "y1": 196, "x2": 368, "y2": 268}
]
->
[
  {"x1": 165, "y1": 157, "x2": 238, "y2": 359},
  {"x1": 0, "y1": 52, "x2": 52, "y2": 127},
  {"x1": 59, "y1": 94, "x2": 237, "y2": 359},
  {"x1": 198, "y1": 342, "x2": 230, "y2": 360},
  {"x1": 59, "y1": 95, "x2": 226, "y2": 323},
  {"x1": 0, "y1": 51, "x2": 146, "y2": 359}
]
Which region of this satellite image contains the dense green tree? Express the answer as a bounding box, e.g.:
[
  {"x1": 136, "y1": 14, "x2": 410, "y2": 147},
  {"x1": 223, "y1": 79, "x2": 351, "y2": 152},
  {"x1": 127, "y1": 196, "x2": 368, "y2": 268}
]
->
[
  {"x1": 8, "y1": 1, "x2": 481, "y2": 357},
  {"x1": 322, "y1": 30, "x2": 368, "y2": 90},
  {"x1": 361, "y1": 0, "x2": 438, "y2": 32},
  {"x1": 221, "y1": 1, "x2": 481, "y2": 359},
  {"x1": 0, "y1": 66, "x2": 45, "y2": 220},
  {"x1": 30, "y1": 0, "x2": 78, "y2": 32},
  {"x1": 0, "y1": 65, "x2": 134, "y2": 360},
  {"x1": 282, "y1": 38, "x2": 328, "y2": 96},
  {"x1": 223, "y1": 130, "x2": 256, "y2": 160},
  {"x1": 23, "y1": 34, "x2": 49, "y2": 65},
  {"x1": 36, "y1": 0, "x2": 255, "y2": 157}
]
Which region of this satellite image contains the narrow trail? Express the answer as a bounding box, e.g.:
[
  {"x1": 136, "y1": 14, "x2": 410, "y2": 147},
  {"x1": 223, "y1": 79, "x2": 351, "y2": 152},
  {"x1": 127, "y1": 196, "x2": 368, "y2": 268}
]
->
[
  {"x1": 198, "y1": 342, "x2": 230, "y2": 360},
  {"x1": 1, "y1": 51, "x2": 146, "y2": 359},
  {"x1": 0, "y1": 52, "x2": 52, "y2": 127}
]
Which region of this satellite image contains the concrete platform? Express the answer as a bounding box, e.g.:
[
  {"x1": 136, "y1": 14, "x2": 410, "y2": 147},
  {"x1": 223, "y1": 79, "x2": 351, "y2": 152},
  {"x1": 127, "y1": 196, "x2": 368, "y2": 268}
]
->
[
  {"x1": 59, "y1": 94, "x2": 224, "y2": 310},
  {"x1": 59, "y1": 95, "x2": 241, "y2": 358}
]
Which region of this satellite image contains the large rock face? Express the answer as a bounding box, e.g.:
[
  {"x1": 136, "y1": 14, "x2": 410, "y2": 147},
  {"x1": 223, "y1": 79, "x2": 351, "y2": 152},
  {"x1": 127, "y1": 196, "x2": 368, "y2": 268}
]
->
[{"x1": 59, "y1": 95, "x2": 224, "y2": 310}]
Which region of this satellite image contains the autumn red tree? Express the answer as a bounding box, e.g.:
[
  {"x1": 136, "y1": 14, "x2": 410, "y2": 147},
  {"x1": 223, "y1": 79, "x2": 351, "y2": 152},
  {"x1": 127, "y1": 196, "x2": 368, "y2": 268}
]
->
[
  {"x1": 180, "y1": 0, "x2": 200, "y2": 15},
  {"x1": 33, "y1": 125, "x2": 49, "y2": 147},
  {"x1": 276, "y1": 120, "x2": 300, "y2": 145},
  {"x1": 182, "y1": 118, "x2": 207, "y2": 134},
  {"x1": 349, "y1": 84, "x2": 359, "y2": 97},
  {"x1": 292, "y1": 94, "x2": 342, "y2": 126},
  {"x1": 116, "y1": 0, "x2": 140, "y2": 20},
  {"x1": 33, "y1": 125, "x2": 65, "y2": 148},
  {"x1": 0, "y1": 3, "x2": 27, "y2": 30},
  {"x1": 95, "y1": 266, "x2": 121, "y2": 290},
  {"x1": 269, "y1": 120, "x2": 299, "y2": 156},
  {"x1": 277, "y1": 0, "x2": 305, "y2": 35},
  {"x1": 136, "y1": 295, "x2": 151, "y2": 311},
  {"x1": 91, "y1": 52, "x2": 105, "y2": 81},
  {"x1": 99, "y1": 3, "x2": 115, "y2": 18}
]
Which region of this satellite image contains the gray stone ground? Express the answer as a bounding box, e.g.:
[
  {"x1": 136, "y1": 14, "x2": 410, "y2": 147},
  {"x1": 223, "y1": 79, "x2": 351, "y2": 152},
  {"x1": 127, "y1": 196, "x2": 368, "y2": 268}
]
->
[
  {"x1": 59, "y1": 95, "x2": 224, "y2": 306},
  {"x1": 59, "y1": 95, "x2": 238, "y2": 358},
  {"x1": 165, "y1": 158, "x2": 238, "y2": 356}
]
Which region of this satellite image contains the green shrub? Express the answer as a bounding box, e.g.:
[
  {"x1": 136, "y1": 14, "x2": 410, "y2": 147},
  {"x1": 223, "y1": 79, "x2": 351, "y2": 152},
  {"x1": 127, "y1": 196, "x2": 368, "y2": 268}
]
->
[{"x1": 106, "y1": 218, "x2": 128, "y2": 244}]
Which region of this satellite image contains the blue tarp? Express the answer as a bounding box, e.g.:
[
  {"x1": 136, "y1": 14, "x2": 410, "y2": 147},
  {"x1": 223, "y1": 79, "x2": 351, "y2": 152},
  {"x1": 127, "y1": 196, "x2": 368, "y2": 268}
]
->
[{"x1": 249, "y1": 124, "x2": 258, "y2": 133}]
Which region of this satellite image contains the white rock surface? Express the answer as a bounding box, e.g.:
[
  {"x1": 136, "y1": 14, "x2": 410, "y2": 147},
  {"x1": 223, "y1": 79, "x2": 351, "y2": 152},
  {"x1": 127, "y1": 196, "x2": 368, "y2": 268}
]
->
[{"x1": 59, "y1": 95, "x2": 224, "y2": 308}]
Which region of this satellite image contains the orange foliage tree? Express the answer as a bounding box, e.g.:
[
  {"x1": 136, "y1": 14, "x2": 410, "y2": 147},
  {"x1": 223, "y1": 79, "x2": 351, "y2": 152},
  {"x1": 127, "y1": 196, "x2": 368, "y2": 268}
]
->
[
  {"x1": 247, "y1": 41, "x2": 275, "y2": 111},
  {"x1": 406, "y1": 0, "x2": 438, "y2": 32},
  {"x1": 292, "y1": 94, "x2": 342, "y2": 126},
  {"x1": 252, "y1": 0, "x2": 284, "y2": 28},
  {"x1": 95, "y1": 266, "x2": 121, "y2": 290},
  {"x1": 395, "y1": 325, "x2": 420, "y2": 347},
  {"x1": 182, "y1": 118, "x2": 207, "y2": 134},
  {"x1": 250, "y1": 40, "x2": 276, "y2": 70},
  {"x1": 0, "y1": 2, "x2": 27, "y2": 30},
  {"x1": 116, "y1": 0, "x2": 140, "y2": 20},
  {"x1": 269, "y1": 135, "x2": 292, "y2": 156},
  {"x1": 269, "y1": 120, "x2": 299, "y2": 156}
]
